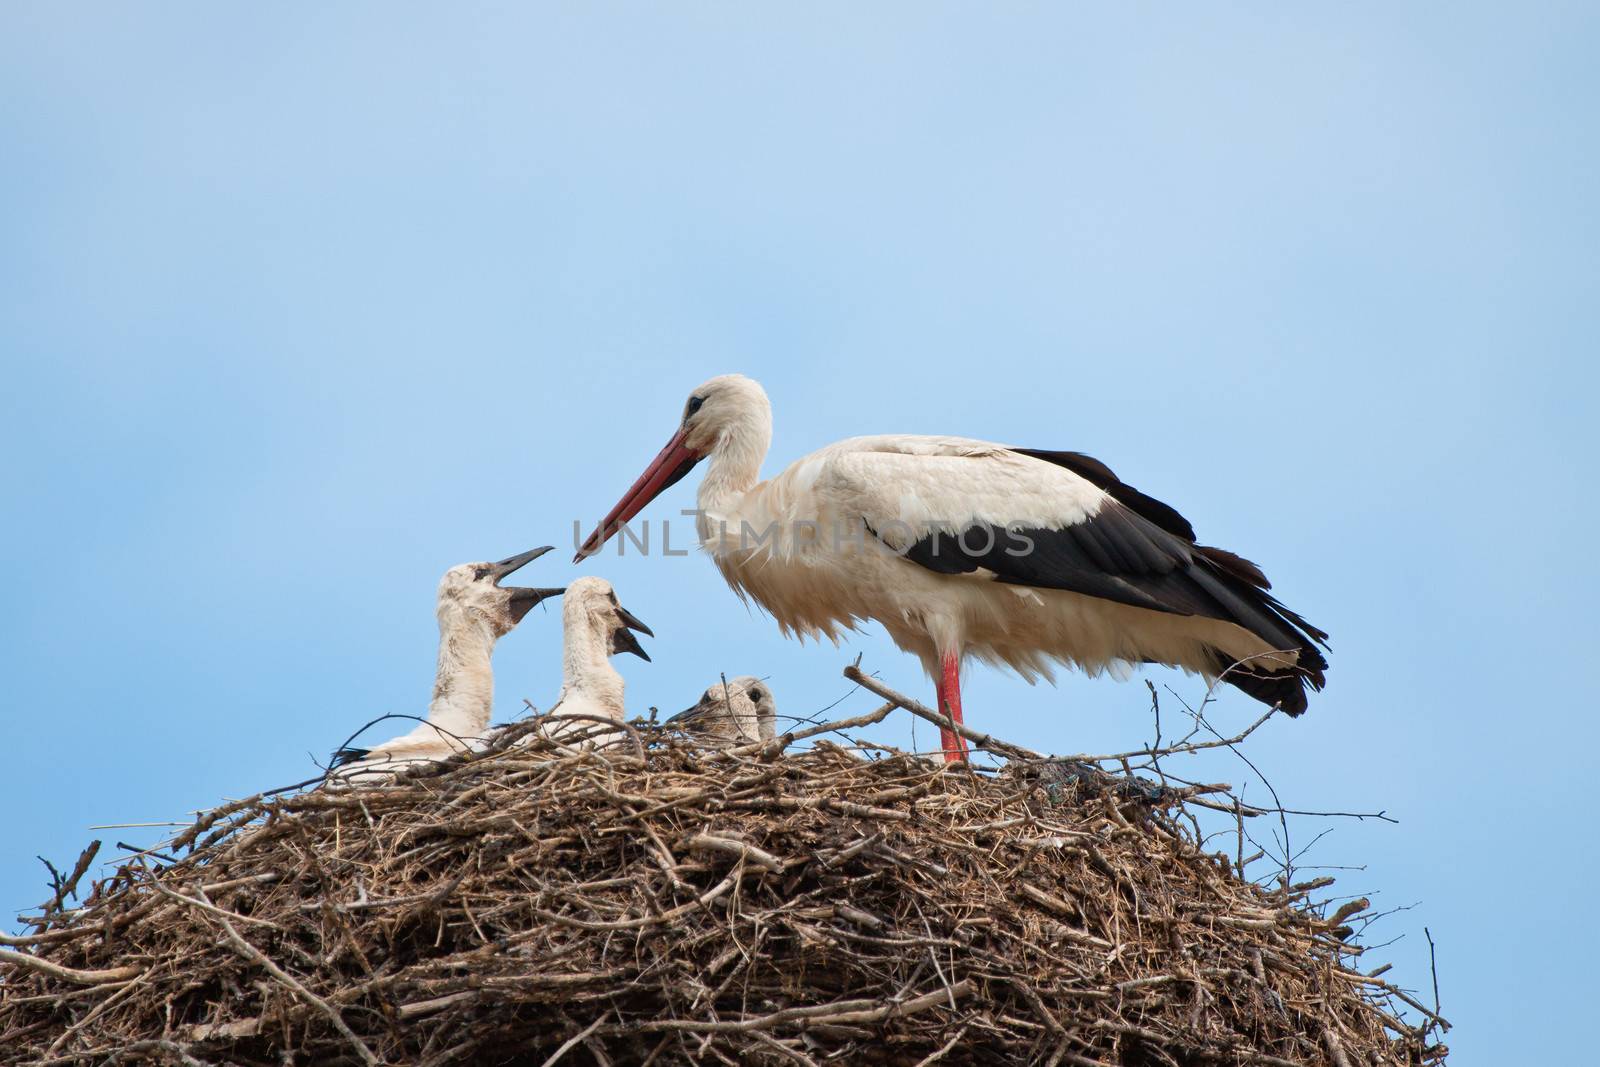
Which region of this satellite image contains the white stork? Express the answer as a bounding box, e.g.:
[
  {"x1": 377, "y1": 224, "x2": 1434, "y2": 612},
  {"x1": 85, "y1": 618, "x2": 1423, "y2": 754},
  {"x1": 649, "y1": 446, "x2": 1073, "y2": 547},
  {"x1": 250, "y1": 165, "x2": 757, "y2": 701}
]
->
[
  {"x1": 575, "y1": 374, "x2": 1328, "y2": 763},
  {"x1": 329, "y1": 547, "x2": 563, "y2": 778},
  {"x1": 667, "y1": 676, "x2": 779, "y2": 746},
  {"x1": 539, "y1": 575, "x2": 654, "y2": 735}
]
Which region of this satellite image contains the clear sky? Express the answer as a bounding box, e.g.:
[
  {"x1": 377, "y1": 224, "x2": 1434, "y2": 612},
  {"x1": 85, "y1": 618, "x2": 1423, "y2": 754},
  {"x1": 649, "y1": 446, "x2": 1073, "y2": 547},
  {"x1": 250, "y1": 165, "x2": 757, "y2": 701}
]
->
[{"x1": 2, "y1": 4, "x2": 1594, "y2": 1060}]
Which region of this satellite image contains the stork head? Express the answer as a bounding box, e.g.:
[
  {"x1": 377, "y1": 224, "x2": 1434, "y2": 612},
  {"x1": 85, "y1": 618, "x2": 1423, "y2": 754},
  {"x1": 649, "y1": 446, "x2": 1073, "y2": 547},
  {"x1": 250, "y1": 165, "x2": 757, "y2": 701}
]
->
[
  {"x1": 575, "y1": 374, "x2": 771, "y2": 561},
  {"x1": 563, "y1": 575, "x2": 655, "y2": 661},
  {"x1": 676, "y1": 374, "x2": 771, "y2": 455},
  {"x1": 668, "y1": 676, "x2": 779, "y2": 744},
  {"x1": 436, "y1": 546, "x2": 565, "y2": 638}
]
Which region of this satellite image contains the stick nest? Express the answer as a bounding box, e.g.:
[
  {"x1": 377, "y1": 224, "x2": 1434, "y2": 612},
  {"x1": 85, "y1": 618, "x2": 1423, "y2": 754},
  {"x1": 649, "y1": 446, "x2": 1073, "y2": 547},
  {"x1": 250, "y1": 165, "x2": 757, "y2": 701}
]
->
[{"x1": 0, "y1": 718, "x2": 1447, "y2": 1066}]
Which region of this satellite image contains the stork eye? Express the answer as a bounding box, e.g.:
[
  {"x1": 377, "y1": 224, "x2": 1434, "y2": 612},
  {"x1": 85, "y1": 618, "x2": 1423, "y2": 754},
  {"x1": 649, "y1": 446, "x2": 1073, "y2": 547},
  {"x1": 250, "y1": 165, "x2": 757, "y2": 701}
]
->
[
  {"x1": 684, "y1": 395, "x2": 705, "y2": 420},
  {"x1": 748, "y1": 688, "x2": 764, "y2": 701},
  {"x1": 473, "y1": 566, "x2": 490, "y2": 580}
]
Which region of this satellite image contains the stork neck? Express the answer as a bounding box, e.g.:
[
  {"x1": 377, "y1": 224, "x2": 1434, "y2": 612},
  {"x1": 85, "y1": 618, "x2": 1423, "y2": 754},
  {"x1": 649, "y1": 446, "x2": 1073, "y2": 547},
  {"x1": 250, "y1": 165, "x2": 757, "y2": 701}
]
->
[
  {"x1": 428, "y1": 616, "x2": 498, "y2": 739},
  {"x1": 560, "y1": 619, "x2": 625, "y2": 719},
  {"x1": 697, "y1": 418, "x2": 769, "y2": 515}
]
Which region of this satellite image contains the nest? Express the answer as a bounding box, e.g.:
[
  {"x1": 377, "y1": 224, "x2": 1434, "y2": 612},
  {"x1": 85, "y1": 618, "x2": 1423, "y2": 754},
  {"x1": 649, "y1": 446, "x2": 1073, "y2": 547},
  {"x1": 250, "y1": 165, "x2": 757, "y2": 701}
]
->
[{"x1": 0, "y1": 682, "x2": 1448, "y2": 1066}]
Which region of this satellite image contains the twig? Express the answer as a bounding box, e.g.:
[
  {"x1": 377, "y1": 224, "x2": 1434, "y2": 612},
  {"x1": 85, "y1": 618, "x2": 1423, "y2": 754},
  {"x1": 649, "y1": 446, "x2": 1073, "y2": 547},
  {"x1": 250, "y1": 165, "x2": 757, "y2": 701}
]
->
[
  {"x1": 0, "y1": 948, "x2": 141, "y2": 986},
  {"x1": 634, "y1": 980, "x2": 974, "y2": 1033},
  {"x1": 725, "y1": 700, "x2": 898, "y2": 759},
  {"x1": 910, "y1": 1026, "x2": 967, "y2": 1066},
  {"x1": 32, "y1": 840, "x2": 100, "y2": 929},
  {"x1": 842, "y1": 667, "x2": 1038, "y2": 761},
  {"x1": 1425, "y1": 927, "x2": 1442, "y2": 1020},
  {"x1": 147, "y1": 879, "x2": 286, "y2": 931},
  {"x1": 541, "y1": 1017, "x2": 606, "y2": 1066},
  {"x1": 685, "y1": 833, "x2": 786, "y2": 873}
]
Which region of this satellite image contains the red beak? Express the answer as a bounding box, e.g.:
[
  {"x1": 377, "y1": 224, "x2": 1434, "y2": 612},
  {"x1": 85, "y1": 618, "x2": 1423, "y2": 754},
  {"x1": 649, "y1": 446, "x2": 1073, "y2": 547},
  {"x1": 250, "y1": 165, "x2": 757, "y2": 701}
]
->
[{"x1": 575, "y1": 427, "x2": 704, "y2": 562}]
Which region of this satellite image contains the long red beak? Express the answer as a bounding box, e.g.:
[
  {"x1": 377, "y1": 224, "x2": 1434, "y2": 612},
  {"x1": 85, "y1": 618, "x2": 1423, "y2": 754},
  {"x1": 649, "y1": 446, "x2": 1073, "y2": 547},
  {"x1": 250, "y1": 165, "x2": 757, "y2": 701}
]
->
[{"x1": 575, "y1": 427, "x2": 704, "y2": 562}]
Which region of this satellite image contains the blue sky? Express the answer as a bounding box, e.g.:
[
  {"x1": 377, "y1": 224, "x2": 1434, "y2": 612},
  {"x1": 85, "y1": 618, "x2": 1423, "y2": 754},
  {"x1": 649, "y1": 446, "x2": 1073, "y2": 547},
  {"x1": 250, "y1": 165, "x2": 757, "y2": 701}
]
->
[{"x1": 2, "y1": 4, "x2": 1594, "y2": 1059}]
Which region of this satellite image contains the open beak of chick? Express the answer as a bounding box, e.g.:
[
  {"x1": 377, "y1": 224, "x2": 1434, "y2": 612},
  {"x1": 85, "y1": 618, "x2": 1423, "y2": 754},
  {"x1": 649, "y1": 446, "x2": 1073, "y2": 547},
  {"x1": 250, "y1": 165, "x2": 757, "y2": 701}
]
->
[
  {"x1": 487, "y1": 546, "x2": 566, "y2": 623},
  {"x1": 609, "y1": 602, "x2": 655, "y2": 661}
]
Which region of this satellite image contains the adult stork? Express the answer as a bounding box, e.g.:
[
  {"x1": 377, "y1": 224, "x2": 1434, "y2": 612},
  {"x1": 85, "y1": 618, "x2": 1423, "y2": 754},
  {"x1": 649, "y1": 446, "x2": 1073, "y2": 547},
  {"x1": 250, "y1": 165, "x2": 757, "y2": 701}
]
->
[{"x1": 575, "y1": 375, "x2": 1328, "y2": 762}]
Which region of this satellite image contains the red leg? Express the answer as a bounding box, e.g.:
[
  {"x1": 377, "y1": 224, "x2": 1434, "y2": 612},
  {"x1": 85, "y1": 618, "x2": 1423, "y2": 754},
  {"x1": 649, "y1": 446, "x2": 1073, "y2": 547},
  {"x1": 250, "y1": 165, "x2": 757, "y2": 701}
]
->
[{"x1": 935, "y1": 653, "x2": 970, "y2": 764}]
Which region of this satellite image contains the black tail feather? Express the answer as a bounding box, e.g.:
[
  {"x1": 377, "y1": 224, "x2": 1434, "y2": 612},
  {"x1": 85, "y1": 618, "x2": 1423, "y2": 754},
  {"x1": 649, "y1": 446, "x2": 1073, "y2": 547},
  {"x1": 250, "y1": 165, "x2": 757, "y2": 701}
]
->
[
  {"x1": 328, "y1": 746, "x2": 372, "y2": 769},
  {"x1": 1193, "y1": 543, "x2": 1329, "y2": 715},
  {"x1": 1211, "y1": 653, "x2": 1326, "y2": 717}
]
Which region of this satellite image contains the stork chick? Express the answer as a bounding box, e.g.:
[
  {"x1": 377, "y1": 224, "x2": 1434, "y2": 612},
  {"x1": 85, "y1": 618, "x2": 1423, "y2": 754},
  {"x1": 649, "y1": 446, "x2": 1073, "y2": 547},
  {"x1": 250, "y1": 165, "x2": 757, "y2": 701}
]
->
[
  {"x1": 539, "y1": 576, "x2": 653, "y2": 738},
  {"x1": 329, "y1": 547, "x2": 562, "y2": 778},
  {"x1": 667, "y1": 676, "x2": 778, "y2": 746}
]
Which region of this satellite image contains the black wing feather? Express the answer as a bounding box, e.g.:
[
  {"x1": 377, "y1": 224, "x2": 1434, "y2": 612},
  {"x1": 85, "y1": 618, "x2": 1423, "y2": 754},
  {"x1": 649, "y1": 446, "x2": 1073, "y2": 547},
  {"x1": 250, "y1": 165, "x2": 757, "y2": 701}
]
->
[
  {"x1": 889, "y1": 448, "x2": 1329, "y2": 714},
  {"x1": 1012, "y1": 448, "x2": 1198, "y2": 541}
]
